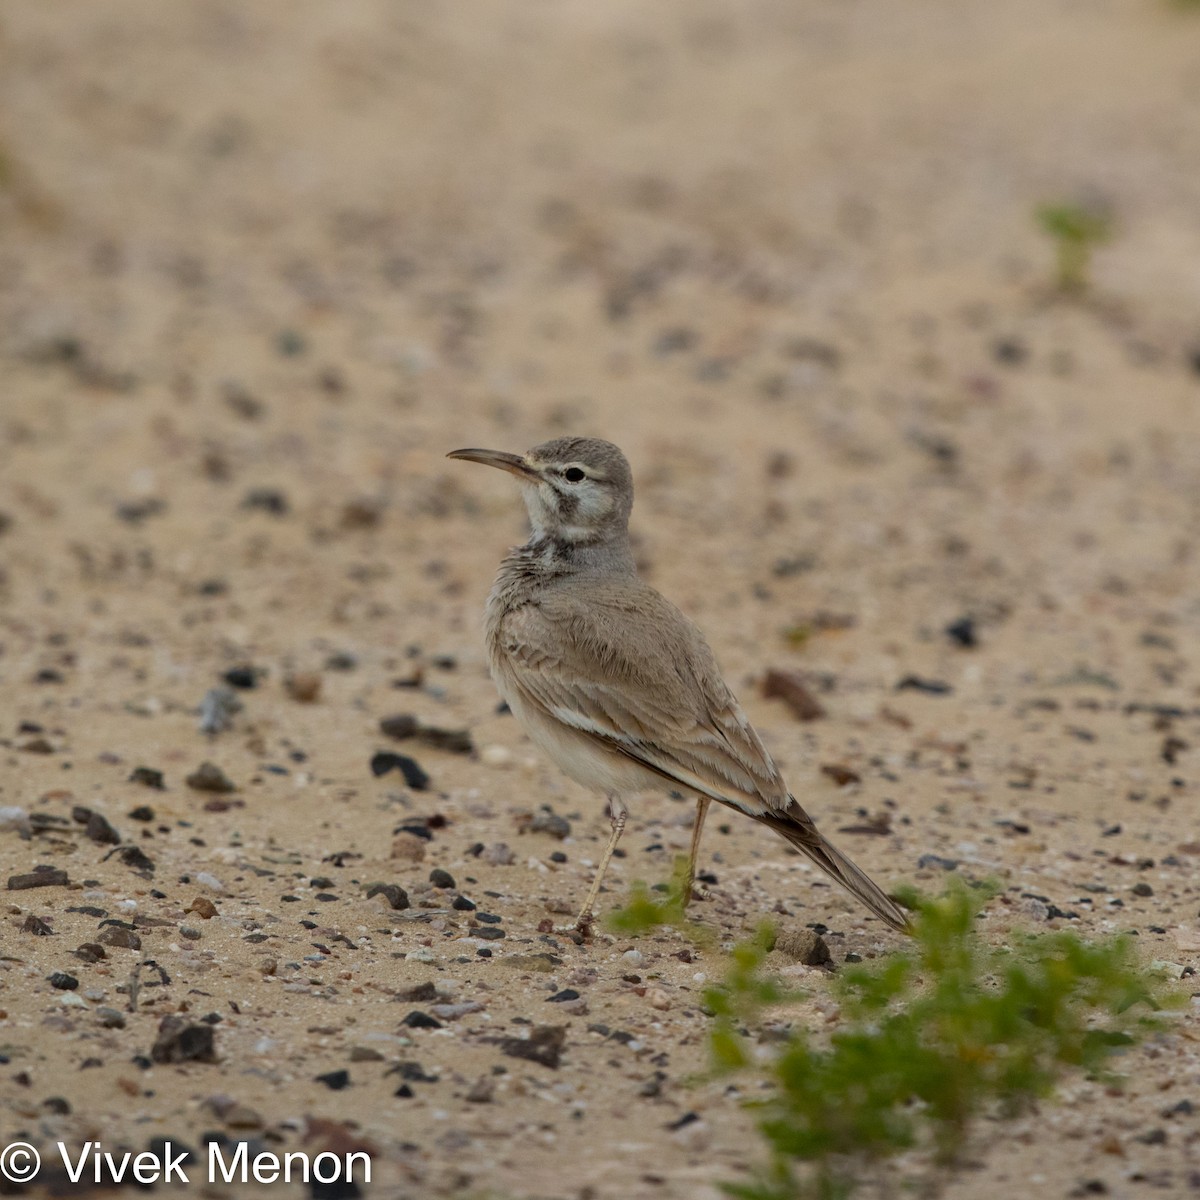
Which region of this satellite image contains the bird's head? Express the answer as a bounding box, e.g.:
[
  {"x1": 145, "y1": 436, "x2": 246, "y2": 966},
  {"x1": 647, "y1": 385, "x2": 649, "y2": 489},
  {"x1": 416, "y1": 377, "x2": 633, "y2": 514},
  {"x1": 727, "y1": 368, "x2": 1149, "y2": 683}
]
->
[{"x1": 447, "y1": 436, "x2": 633, "y2": 546}]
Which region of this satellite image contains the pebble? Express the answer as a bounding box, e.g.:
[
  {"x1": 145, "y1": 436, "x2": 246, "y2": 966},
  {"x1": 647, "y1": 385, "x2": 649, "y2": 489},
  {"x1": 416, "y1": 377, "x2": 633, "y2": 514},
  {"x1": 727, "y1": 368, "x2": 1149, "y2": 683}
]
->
[
  {"x1": 481, "y1": 744, "x2": 513, "y2": 767},
  {"x1": 465, "y1": 1077, "x2": 495, "y2": 1103},
  {"x1": 526, "y1": 808, "x2": 571, "y2": 839},
  {"x1": 496, "y1": 1024, "x2": 565, "y2": 1069},
  {"x1": 97, "y1": 927, "x2": 141, "y2": 950},
  {"x1": 0, "y1": 806, "x2": 31, "y2": 835},
  {"x1": 22, "y1": 915, "x2": 52, "y2": 936},
  {"x1": 406, "y1": 948, "x2": 437, "y2": 963},
  {"x1": 194, "y1": 872, "x2": 226, "y2": 893},
  {"x1": 366, "y1": 883, "x2": 410, "y2": 910},
  {"x1": 370, "y1": 752, "x2": 431, "y2": 790},
  {"x1": 128, "y1": 768, "x2": 164, "y2": 790},
  {"x1": 8, "y1": 866, "x2": 70, "y2": 890},
  {"x1": 401, "y1": 1010, "x2": 443, "y2": 1029},
  {"x1": 48, "y1": 971, "x2": 79, "y2": 990},
  {"x1": 622, "y1": 949, "x2": 645, "y2": 968},
  {"x1": 189, "y1": 897, "x2": 218, "y2": 919},
  {"x1": 197, "y1": 687, "x2": 242, "y2": 735},
  {"x1": 761, "y1": 669, "x2": 827, "y2": 721},
  {"x1": 429, "y1": 868, "x2": 456, "y2": 889},
  {"x1": 151, "y1": 1016, "x2": 217, "y2": 1064},
  {"x1": 390, "y1": 833, "x2": 426, "y2": 862},
  {"x1": 315, "y1": 1069, "x2": 351, "y2": 1090},
  {"x1": 775, "y1": 929, "x2": 832, "y2": 966},
  {"x1": 186, "y1": 762, "x2": 236, "y2": 793},
  {"x1": 284, "y1": 672, "x2": 322, "y2": 703},
  {"x1": 645, "y1": 987, "x2": 672, "y2": 1011},
  {"x1": 483, "y1": 843, "x2": 516, "y2": 866},
  {"x1": 97, "y1": 1007, "x2": 126, "y2": 1029}
]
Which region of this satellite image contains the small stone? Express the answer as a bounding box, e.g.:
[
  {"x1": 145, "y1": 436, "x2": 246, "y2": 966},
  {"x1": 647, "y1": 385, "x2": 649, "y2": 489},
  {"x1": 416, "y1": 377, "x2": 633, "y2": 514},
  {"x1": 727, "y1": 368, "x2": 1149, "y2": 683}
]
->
[
  {"x1": 401, "y1": 1010, "x2": 442, "y2": 1029},
  {"x1": 775, "y1": 929, "x2": 832, "y2": 966},
  {"x1": 128, "y1": 804, "x2": 156, "y2": 821},
  {"x1": 396, "y1": 982, "x2": 438, "y2": 1003},
  {"x1": 180, "y1": 926, "x2": 202, "y2": 940},
  {"x1": 917, "y1": 854, "x2": 959, "y2": 871},
  {"x1": 186, "y1": 762, "x2": 236, "y2": 793},
  {"x1": 483, "y1": 843, "x2": 516, "y2": 866},
  {"x1": 314, "y1": 1069, "x2": 351, "y2": 1091},
  {"x1": 370, "y1": 752, "x2": 430, "y2": 790},
  {"x1": 8, "y1": 866, "x2": 70, "y2": 890},
  {"x1": 48, "y1": 971, "x2": 79, "y2": 991},
  {"x1": 128, "y1": 767, "x2": 165, "y2": 790},
  {"x1": 150, "y1": 1016, "x2": 218, "y2": 1064},
  {"x1": 189, "y1": 897, "x2": 218, "y2": 919},
  {"x1": 547, "y1": 989, "x2": 580, "y2": 1003},
  {"x1": 945, "y1": 616, "x2": 978, "y2": 648},
  {"x1": 198, "y1": 687, "x2": 242, "y2": 735},
  {"x1": 525, "y1": 808, "x2": 571, "y2": 839},
  {"x1": 284, "y1": 672, "x2": 322, "y2": 703},
  {"x1": 481, "y1": 744, "x2": 513, "y2": 767},
  {"x1": 349, "y1": 1046, "x2": 384, "y2": 1063},
  {"x1": 895, "y1": 675, "x2": 953, "y2": 695},
  {"x1": 390, "y1": 833, "x2": 426, "y2": 863},
  {"x1": 97, "y1": 927, "x2": 142, "y2": 950},
  {"x1": 241, "y1": 487, "x2": 290, "y2": 516},
  {"x1": 222, "y1": 665, "x2": 259, "y2": 690},
  {"x1": 22, "y1": 915, "x2": 53, "y2": 936},
  {"x1": 1132, "y1": 882, "x2": 1154, "y2": 898},
  {"x1": 0, "y1": 806, "x2": 31, "y2": 835},
  {"x1": 379, "y1": 714, "x2": 419, "y2": 740},
  {"x1": 465, "y1": 1077, "x2": 494, "y2": 1103},
  {"x1": 75, "y1": 943, "x2": 106, "y2": 963},
  {"x1": 452, "y1": 894, "x2": 476, "y2": 911},
  {"x1": 429, "y1": 868, "x2": 455, "y2": 889},
  {"x1": 761, "y1": 669, "x2": 826, "y2": 721},
  {"x1": 116, "y1": 846, "x2": 155, "y2": 874},
  {"x1": 194, "y1": 872, "x2": 225, "y2": 893},
  {"x1": 497, "y1": 1024, "x2": 565, "y2": 1069},
  {"x1": 366, "y1": 883, "x2": 410, "y2": 910},
  {"x1": 97, "y1": 1007, "x2": 126, "y2": 1029},
  {"x1": 645, "y1": 987, "x2": 671, "y2": 1011},
  {"x1": 622, "y1": 949, "x2": 644, "y2": 968},
  {"x1": 474, "y1": 927, "x2": 505, "y2": 940}
]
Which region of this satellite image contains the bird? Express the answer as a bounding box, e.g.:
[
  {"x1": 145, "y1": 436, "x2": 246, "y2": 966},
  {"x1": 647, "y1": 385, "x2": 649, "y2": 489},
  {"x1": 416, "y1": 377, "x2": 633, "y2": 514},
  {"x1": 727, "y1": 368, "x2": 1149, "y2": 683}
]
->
[{"x1": 447, "y1": 436, "x2": 910, "y2": 935}]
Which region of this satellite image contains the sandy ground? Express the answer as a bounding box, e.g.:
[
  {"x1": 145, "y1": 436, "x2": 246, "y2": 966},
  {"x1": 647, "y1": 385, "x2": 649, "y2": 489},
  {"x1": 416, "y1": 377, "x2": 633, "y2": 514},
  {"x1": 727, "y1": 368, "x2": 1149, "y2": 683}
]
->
[{"x1": 1, "y1": 2, "x2": 1199, "y2": 1197}]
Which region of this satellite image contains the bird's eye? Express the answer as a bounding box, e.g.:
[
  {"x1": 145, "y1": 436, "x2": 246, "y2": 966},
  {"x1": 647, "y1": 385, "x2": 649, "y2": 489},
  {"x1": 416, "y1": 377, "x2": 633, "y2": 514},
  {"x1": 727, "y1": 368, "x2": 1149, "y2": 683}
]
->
[{"x1": 563, "y1": 467, "x2": 586, "y2": 483}]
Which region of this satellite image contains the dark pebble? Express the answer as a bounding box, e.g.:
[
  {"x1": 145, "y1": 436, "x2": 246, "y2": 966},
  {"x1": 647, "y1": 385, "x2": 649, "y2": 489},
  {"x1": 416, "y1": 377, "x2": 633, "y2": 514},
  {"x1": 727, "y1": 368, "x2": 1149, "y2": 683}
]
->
[
  {"x1": 496, "y1": 1024, "x2": 565, "y2": 1069},
  {"x1": 527, "y1": 808, "x2": 571, "y2": 839},
  {"x1": 222, "y1": 666, "x2": 259, "y2": 690},
  {"x1": 186, "y1": 762, "x2": 236, "y2": 793},
  {"x1": 401, "y1": 1011, "x2": 443, "y2": 1029},
  {"x1": 150, "y1": 1016, "x2": 217, "y2": 1064},
  {"x1": 8, "y1": 866, "x2": 70, "y2": 890},
  {"x1": 452, "y1": 894, "x2": 476, "y2": 911},
  {"x1": 945, "y1": 616, "x2": 978, "y2": 648},
  {"x1": 241, "y1": 488, "x2": 290, "y2": 516},
  {"x1": 1163, "y1": 1099, "x2": 1193, "y2": 1117},
  {"x1": 365, "y1": 883, "x2": 410, "y2": 911},
  {"x1": 324, "y1": 651, "x2": 358, "y2": 671},
  {"x1": 429, "y1": 868, "x2": 455, "y2": 889},
  {"x1": 75, "y1": 942, "x2": 106, "y2": 963},
  {"x1": 81, "y1": 810, "x2": 121, "y2": 844},
  {"x1": 370, "y1": 752, "x2": 430, "y2": 790},
  {"x1": 379, "y1": 714, "x2": 418, "y2": 740},
  {"x1": 667, "y1": 1112, "x2": 700, "y2": 1131},
  {"x1": 115, "y1": 845, "x2": 155, "y2": 874},
  {"x1": 129, "y1": 766, "x2": 165, "y2": 790},
  {"x1": 394, "y1": 1084, "x2": 414, "y2": 1098},
  {"x1": 396, "y1": 982, "x2": 438, "y2": 1002},
  {"x1": 475, "y1": 911, "x2": 502, "y2": 924},
  {"x1": 474, "y1": 926, "x2": 506, "y2": 940},
  {"x1": 391, "y1": 1061, "x2": 438, "y2": 1082},
  {"x1": 98, "y1": 927, "x2": 142, "y2": 950},
  {"x1": 22, "y1": 915, "x2": 53, "y2": 936},
  {"x1": 314, "y1": 1069, "x2": 351, "y2": 1091},
  {"x1": 550, "y1": 851, "x2": 567, "y2": 864},
  {"x1": 547, "y1": 989, "x2": 580, "y2": 1003},
  {"x1": 917, "y1": 854, "x2": 959, "y2": 871},
  {"x1": 1131, "y1": 882, "x2": 1154, "y2": 897},
  {"x1": 993, "y1": 338, "x2": 1028, "y2": 365},
  {"x1": 896, "y1": 675, "x2": 953, "y2": 695},
  {"x1": 477, "y1": 948, "x2": 492, "y2": 958},
  {"x1": 48, "y1": 971, "x2": 79, "y2": 990},
  {"x1": 43, "y1": 1096, "x2": 71, "y2": 1115},
  {"x1": 128, "y1": 806, "x2": 157, "y2": 823}
]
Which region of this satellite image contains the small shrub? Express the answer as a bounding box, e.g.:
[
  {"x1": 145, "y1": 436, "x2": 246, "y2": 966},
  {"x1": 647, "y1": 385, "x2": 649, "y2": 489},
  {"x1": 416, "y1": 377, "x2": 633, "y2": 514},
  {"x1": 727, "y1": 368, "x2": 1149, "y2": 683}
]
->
[
  {"x1": 706, "y1": 884, "x2": 1176, "y2": 1200},
  {"x1": 1036, "y1": 201, "x2": 1113, "y2": 293}
]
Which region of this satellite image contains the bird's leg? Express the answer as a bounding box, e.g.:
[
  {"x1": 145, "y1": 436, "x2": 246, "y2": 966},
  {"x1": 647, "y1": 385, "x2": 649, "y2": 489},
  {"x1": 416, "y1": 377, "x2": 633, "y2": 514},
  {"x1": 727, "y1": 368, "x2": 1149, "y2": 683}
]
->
[
  {"x1": 680, "y1": 795, "x2": 711, "y2": 908},
  {"x1": 568, "y1": 794, "x2": 628, "y2": 933}
]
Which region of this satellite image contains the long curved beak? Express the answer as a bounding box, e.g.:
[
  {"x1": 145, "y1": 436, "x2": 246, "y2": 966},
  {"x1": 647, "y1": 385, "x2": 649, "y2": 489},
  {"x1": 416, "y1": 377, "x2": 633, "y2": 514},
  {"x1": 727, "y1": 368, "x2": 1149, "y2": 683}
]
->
[{"x1": 446, "y1": 447, "x2": 540, "y2": 481}]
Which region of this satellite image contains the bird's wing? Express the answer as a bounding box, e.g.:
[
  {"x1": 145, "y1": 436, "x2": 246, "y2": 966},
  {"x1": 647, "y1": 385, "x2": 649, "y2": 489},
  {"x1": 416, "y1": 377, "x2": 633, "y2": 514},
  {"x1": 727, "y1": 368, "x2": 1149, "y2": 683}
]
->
[{"x1": 497, "y1": 586, "x2": 793, "y2": 818}]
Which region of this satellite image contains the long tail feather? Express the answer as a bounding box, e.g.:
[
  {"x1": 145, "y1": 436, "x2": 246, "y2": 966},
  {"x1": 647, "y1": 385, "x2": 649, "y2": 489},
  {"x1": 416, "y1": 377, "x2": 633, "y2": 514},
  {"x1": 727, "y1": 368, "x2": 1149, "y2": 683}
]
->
[{"x1": 759, "y1": 811, "x2": 912, "y2": 934}]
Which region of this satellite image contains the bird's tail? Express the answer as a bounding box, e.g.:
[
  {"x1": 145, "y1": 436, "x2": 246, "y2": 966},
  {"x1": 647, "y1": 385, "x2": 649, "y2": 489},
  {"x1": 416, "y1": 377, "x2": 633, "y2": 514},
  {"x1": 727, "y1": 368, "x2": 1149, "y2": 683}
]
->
[{"x1": 758, "y1": 808, "x2": 912, "y2": 934}]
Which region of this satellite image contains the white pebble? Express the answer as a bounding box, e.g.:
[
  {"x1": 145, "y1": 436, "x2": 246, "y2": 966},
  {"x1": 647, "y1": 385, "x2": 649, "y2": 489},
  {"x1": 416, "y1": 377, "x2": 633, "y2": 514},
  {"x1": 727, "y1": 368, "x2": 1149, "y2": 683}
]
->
[
  {"x1": 59, "y1": 992, "x2": 87, "y2": 1008},
  {"x1": 0, "y1": 806, "x2": 30, "y2": 835},
  {"x1": 481, "y1": 744, "x2": 512, "y2": 767},
  {"x1": 194, "y1": 871, "x2": 226, "y2": 893},
  {"x1": 622, "y1": 949, "x2": 644, "y2": 967},
  {"x1": 117, "y1": 899, "x2": 138, "y2": 915},
  {"x1": 406, "y1": 948, "x2": 437, "y2": 963}
]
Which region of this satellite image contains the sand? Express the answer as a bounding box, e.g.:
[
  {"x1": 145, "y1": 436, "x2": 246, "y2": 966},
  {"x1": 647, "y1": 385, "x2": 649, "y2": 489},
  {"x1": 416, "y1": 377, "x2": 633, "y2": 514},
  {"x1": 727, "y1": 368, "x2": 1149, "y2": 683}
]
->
[{"x1": 1, "y1": 2, "x2": 1198, "y2": 1197}]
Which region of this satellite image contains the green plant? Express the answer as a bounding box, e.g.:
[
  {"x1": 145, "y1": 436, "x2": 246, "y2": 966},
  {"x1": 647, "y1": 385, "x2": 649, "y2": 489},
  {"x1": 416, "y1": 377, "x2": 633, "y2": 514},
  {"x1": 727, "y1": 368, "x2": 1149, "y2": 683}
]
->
[
  {"x1": 1036, "y1": 201, "x2": 1113, "y2": 293},
  {"x1": 605, "y1": 856, "x2": 713, "y2": 946},
  {"x1": 705, "y1": 884, "x2": 1176, "y2": 1200}
]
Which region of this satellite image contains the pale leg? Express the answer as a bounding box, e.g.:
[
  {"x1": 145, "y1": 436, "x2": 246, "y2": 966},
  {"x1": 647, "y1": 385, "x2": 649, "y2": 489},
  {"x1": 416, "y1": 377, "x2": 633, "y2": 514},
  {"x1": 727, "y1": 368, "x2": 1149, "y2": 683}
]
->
[
  {"x1": 570, "y1": 793, "x2": 628, "y2": 931},
  {"x1": 681, "y1": 795, "x2": 711, "y2": 908}
]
